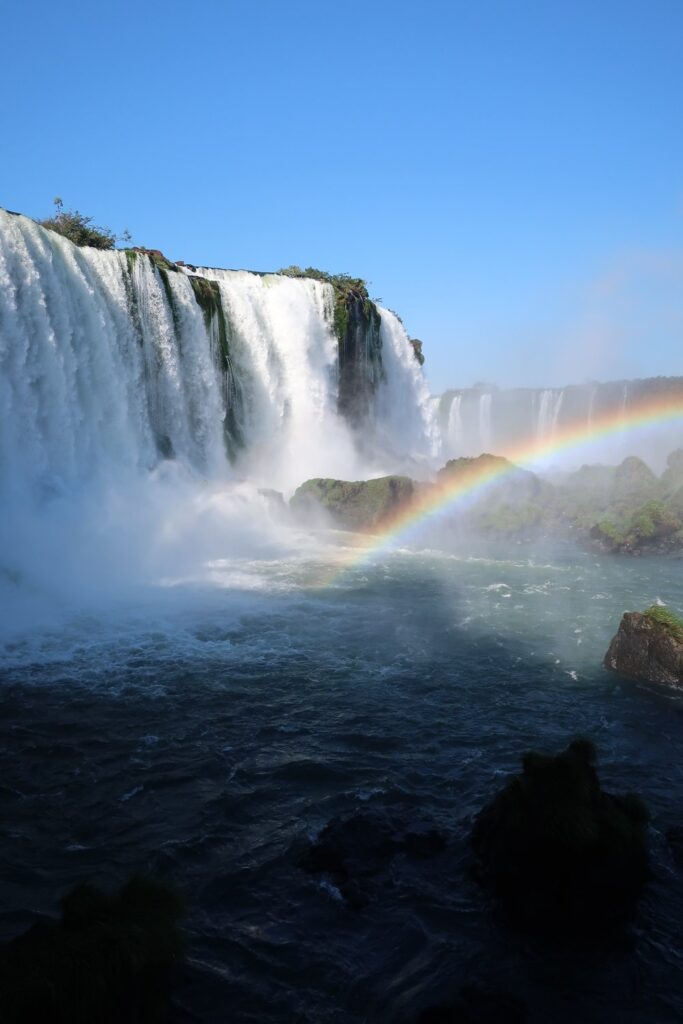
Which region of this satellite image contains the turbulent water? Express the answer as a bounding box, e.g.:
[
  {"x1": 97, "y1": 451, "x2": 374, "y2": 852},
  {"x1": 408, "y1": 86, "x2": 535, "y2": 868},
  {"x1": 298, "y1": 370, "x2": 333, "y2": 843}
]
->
[
  {"x1": 1, "y1": 542, "x2": 683, "y2": 1023},
  {"x1": 0, "y1": 210, "x2": 436, "y2": 501},
  {"x1": 2, "y1": 211, "x2": 683, "y2": 1022}
]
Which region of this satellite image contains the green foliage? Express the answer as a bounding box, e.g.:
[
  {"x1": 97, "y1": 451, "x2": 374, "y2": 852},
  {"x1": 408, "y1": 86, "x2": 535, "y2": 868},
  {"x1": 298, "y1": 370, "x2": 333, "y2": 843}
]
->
[
  {"x1": 277, "y1": 266, "x2": 375, "y2": 347},
  {"x1": 409, "y1": 338, "x2": 425, "y2": 365},
  {"x1": 291, "y1": 475, "x2": 415, "y2": 531},
  {"x1": 591, "y1": 499, "x2": 682, "y2": 552},
  {"x1": 278, "y1": 265, "x2": 370, "y2": 297},
  {"x1": 478, "y1": 501, "x2": 546, "y2": 538},
  {"x1": 39, "y1": 197, "x2": 118, "y2": 250},
  {"x1": 643, "y1": 604, "x2": 683, "y2": 642}
]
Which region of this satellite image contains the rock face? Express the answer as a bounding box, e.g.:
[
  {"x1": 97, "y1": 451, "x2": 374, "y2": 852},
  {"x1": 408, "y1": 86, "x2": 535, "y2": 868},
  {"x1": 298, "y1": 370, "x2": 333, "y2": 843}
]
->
[
  {"x1": 604, "y1": 608, "x2": 683, "y2": 684},
  {"x1": 471, "y1": 739, "x2": 650, "y2": 941}
]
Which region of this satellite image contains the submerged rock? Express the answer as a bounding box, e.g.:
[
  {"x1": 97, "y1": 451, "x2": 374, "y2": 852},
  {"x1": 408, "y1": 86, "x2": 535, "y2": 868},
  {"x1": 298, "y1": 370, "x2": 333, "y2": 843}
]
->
[
  {"x1": 471, "y1": 739, "x2": 649, "y2": 941},
  {"x1": 0, "y1": 875, "x2": 184, "y2": 1023},
  {"x1": 604, "y1": 606, "x2": 683, "y2": 685},
  {"x1": 416, "y1": 985, "x2": 526, "y2": 1023},
  {"x1": 300, "y1": 811, "x2": 446, "y2": 907}
]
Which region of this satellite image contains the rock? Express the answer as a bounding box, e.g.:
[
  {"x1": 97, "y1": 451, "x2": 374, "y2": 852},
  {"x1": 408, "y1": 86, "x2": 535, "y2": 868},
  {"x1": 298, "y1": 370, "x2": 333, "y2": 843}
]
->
[
  {"x1": 0, "y1": 876, "x2": 183, "y2": 1023},
  {"x1": 604, "y1": 607, "x2": 683, "y2": 684},
  {"x1": 258, "y1": 488, "x2": 287, "y2": 511},
  {"x1": 471, "y1": 739, "x2": 649, "y2": 942},
  {"x1": 300, "y1": 811, "x2": 446, "y2": 907},
  {"x1": 416, "y1": 985, "x2": 526, "y2": 1023},
  {"x1": 666, "y1": 825, "x2": 683, "y2": 869},
  {"x1": 291, "y1": 475, "x2": 416, "y2": 531}
]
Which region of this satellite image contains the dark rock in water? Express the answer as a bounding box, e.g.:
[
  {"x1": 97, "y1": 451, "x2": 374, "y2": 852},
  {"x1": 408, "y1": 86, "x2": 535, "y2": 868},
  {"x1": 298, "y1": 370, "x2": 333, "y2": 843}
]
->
[
  {"x1": 291, "y1": 475, "x2": 416, "y2": 531},
  {"x1": 300, "y1": 811, "x2": 446, "y2": 907},
  {"x1": 0, "y1": 875, "x2": 184, "y2": 1023},
  {"x1": 471, "y1": 739, "x2": 649, "y2": 942},
  {"x1": 416, "y1": 984, "x2": 526, "y2": 1023},
  {"x1": 604, "y1": 607, "x2": 683, "y2": 685},
  {"x1": 666, "y1": 825, "x2": 683, "y2": 869}
]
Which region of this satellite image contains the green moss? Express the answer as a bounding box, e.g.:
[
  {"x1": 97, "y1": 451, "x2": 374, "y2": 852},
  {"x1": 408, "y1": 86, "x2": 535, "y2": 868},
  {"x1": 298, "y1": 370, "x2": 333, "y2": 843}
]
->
[
  {"x1": 189, "y1": 277, "x2": 227, "y2": 368},
  {"x1": 157, "y1": 267, "x2": 182, "y2": 337},
  {"x1": 291, "y1": 475, "x2": 415, "y2": 531},
  {"x1": 643, "y1": 605, "x2": 683, "y2": 642},
  {"x1": 188, "y1": 276, "x2": 243, "y2": 459}
]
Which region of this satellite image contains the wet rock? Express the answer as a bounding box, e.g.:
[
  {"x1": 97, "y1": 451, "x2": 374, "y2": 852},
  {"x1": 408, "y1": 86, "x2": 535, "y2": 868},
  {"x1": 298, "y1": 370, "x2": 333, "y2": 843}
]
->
[
  {"x1": 604, "y1": 607, "x2": 683, "y2": 685},
  {"x1": 291, "y1": 476, "x2": 416, "y2": 531},
  {"x1": 471, "y1": 739, "x2": 649, "y2": 942},
  {"x1": 300, "y1": 811, "x2": 446, "y2": 907},
  {"x1": 417, "y1": 984, "x2": 526, "y2": 1023},
  {"x1": 0, "y1": 875, "x2": 184, "y2": 1023},
  {"x1": 666, "y1": 825, "x2": 683, "y2": 869}
]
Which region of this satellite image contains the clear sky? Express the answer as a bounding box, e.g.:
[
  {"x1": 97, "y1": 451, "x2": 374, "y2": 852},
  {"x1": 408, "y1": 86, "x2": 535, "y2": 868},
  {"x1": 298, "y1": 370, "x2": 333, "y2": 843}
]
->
[{"x1": 2, "y1": 0, "x2": 682, "y2": 392}]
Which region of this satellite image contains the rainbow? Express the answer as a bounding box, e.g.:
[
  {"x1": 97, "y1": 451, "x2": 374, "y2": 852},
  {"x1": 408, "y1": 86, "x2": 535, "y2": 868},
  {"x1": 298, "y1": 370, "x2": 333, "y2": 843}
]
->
[{"x1": 320, "y1": 391, "x2": 683, "y2": 584}]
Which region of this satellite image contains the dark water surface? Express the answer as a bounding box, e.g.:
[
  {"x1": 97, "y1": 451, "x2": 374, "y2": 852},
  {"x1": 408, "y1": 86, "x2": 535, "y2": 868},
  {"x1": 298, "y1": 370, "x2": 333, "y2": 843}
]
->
[{"x1": 1, "y1": 544, "x2": 683, "y2": 1022}]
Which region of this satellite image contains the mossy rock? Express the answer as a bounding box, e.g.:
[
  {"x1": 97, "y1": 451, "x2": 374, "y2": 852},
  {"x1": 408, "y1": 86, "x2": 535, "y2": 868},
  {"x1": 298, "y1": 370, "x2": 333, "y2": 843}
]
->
[
  {"x1": 471, "y1": 739, "x2": 650, "y2": 942},
  {"x1": 291, "y1": 475, "x2": 415, "y2": 531},
  {"x1": 0, "y1": 876, "x2": 184, "y2": 1023},
  {"x1": 604, "y1": 607, "x2": 683, "y2": 684}
]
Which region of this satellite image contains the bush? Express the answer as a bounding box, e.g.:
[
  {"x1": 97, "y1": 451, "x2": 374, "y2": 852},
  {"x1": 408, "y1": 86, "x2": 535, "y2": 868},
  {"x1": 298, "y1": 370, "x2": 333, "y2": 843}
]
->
[{"x1": 38, "y1": 197, "x2": 129, "y2": 250}]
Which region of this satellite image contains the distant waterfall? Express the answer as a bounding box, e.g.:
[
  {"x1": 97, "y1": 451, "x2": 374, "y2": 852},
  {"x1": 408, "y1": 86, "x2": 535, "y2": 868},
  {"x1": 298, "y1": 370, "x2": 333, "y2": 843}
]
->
[
  {"x1": 479, "y1": 393, "x2": 493, "y2": 450},
  {"x1": 439, "y1": 378, "x2": 683, "y2": 469},
  {"x1": 447, "y1": 394, "x2": 463, "y2": 449},
  {"x1": 0, "y1": 211, "x2": 435, "y2": 497}
]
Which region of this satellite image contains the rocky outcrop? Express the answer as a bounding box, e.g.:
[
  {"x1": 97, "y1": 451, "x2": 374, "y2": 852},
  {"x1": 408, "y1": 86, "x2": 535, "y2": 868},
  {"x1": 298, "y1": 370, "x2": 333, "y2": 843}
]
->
[
  {"x1": 604, "y1": 607, "x2": 683, "y2": 684},
  {"x1": 416, "y1": 986, "x2": 526, "y2": 1023},
  {"x1": 300, "y1": 811, "x2": 446, "y2": 908},
  {"x1": 471, "y1": 739, "x2": 650, "y2": 941},
  {"x1": 291, "y1": 475, "x2": 416, "y2": 531},
  {"x1": 0, "y1": 876, "x2": 183, "y2": 1024}
]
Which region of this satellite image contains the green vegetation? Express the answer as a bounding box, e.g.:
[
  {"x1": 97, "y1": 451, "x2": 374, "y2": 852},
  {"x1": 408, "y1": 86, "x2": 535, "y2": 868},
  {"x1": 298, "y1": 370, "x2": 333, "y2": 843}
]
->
[
  {"x1": 643, "y1": 604, "x2": 683, "y2": 641},
  {"x1": 278, "y1": 266, "x2": 377, "y2": 347},
  {"x1": 591, "y1": 499, "x2": 683, "y2": 553},
  {"x1": 291, "y1": 475, "x2": 415, "y2": 531},
  {"x1": 478, "y1": 501, "x2": 547, "y2": 539},
  {"x1": 188, "y1": 276, "x2": 243, "y2": 459},
  {"x1": 410, "y1": 338, "x2": 425, "y2": 365},
  {"x1": 38, "y1": 197, "x2": 130, "y2": 250},
  {"x1": 0, "y1": 875, "x2": 183, "y2": 1023}
]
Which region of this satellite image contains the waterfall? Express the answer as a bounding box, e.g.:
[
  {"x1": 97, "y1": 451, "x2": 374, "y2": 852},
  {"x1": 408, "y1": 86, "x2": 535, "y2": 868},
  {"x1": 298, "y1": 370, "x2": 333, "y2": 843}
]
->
[
  {"x1": 479, "y1": 392, "x2": 493, "y2": 451},
  {"x1": 447, "y1": 394, "x2": 463, "y2": 452},
  {"x1": 0, "y1": 211, "x2": 434, "y2": 499},
  {"x1": 373, "y1": 309, "x2": 439, "y2": 469},
  {"x1": 536, "y1": 389, "x2": 554, "y2": 441}
]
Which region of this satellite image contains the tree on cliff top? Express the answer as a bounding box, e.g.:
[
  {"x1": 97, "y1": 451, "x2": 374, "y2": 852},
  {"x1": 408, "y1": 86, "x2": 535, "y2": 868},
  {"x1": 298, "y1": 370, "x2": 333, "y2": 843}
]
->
[{"x1": 39, "y1": 197, "x2": 131, "y2": 250}]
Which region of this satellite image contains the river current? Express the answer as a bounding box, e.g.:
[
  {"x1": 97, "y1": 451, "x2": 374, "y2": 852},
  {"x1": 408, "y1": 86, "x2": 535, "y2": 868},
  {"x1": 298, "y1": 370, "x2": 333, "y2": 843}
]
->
[{"x1": 1, "y1": 538, "x2": 682, "y2": 1023}]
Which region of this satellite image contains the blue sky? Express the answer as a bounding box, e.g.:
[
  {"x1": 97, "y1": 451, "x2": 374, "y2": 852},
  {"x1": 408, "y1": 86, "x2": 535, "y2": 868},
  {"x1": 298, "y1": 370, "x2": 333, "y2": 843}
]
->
[{"x1": 2, "y1": 0, "x2": 682, "y2": 391}]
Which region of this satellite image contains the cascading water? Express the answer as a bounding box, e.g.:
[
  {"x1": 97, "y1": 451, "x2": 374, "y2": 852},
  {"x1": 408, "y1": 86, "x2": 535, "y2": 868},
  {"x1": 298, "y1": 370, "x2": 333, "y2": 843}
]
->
[
  {"x1": 478, "y1": 392, "x2": 493, "y2": 451},
  {"x1": 447, "y1": 394, "x2": 463, "y2": 451},
  {"x1": 0, "y1": 210, "x2": 438, "y2": 626},
  {"x1": 0, "y1": 211, "x2": 435, "y2": 499}
]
